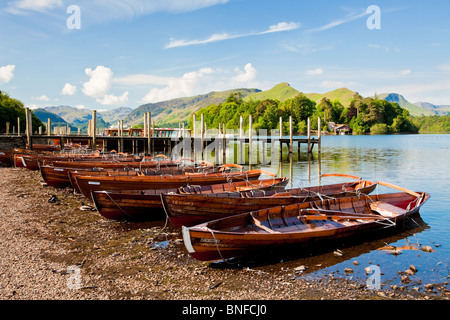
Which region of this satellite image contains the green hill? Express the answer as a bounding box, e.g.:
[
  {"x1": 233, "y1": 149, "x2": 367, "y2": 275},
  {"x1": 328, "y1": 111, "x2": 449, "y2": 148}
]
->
[
  {"x1": 377, "y1": 93, "x2": 434, "y2": 116},
  {"x1": 305, "y1": 88, "x2": 360, "y2": 108},
  {"x1": 33, "y1": 108, "x2": 79, "y2": 132},
  {"x1": 244, "y1": 82, "x2": 300, "y2": 102},
  {"x1": 126, "y1": 88, "x2": 260, "y2": 127}
]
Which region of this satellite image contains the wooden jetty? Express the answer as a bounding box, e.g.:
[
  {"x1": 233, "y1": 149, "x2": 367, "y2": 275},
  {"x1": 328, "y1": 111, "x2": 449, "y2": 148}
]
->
[{"x1": 1, "y1": 109, "x2": 322, "y2": 163}]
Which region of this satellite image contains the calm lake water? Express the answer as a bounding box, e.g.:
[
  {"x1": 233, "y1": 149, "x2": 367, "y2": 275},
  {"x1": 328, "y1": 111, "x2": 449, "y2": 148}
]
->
[{"x1": 222, "y1": 134, "x2": 450, "y2": 291}]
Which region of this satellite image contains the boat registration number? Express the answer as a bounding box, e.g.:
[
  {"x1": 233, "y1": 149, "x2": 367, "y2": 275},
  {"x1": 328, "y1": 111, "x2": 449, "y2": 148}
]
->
[
  {"x1": 200, "y1": 238, "x2": 220, "y2": 244},
  {"x1": 88, "y1": 181, "x2": 101, "y2": 185}
]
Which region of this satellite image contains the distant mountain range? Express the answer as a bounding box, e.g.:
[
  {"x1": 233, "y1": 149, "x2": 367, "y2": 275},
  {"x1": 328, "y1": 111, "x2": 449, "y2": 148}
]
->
[{"x1": 36, "y1": 83, "x2": 448, "y2": 130}]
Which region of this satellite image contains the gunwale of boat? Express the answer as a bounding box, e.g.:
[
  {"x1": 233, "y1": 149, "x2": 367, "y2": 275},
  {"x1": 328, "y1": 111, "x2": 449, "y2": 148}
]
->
[
  {"x1": 182, "y1": 189, "x2": 430, "y2": 261},
  {"x1": 197, "y1": 191, "x2": 429, "y2": 237}
]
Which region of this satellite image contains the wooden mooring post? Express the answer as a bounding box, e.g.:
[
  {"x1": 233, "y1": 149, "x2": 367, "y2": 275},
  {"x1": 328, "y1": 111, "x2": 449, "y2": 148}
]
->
[{"x1": 92, "y1": 110, "x2": 97, "y2": 151}]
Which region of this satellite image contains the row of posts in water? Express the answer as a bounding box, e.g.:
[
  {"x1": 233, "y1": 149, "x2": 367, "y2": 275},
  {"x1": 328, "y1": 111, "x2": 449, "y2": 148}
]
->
[{"x1": 3, "y1": 109, "x2": 322, "y2": 160}]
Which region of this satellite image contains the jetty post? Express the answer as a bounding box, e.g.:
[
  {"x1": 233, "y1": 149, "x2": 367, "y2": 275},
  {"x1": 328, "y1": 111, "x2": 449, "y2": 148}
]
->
[
  {"x1": 92, "y1": 110, "x2": 97, "y2": 151},
  {"x1": 307, "y1": 117, "x2": 311, "y2": 153},
  {"x1": 222, "y1": 123, "x2": 226, "y2": 163},
  {"x1": 239, "y1": 116, "x2": 243, "y2": 164},
  {"x1": 147, "y1": 112, "x2": 152, "y2": 156},
  {"x1": 25, "y1": 108, "x2": 32, "y2": 149},
  {"x1": 192, "y1": 114, "x2": 197, "y2": 162},
  {"x1": 17, "y1": 117, "x2": 20, "y2": 137},
  {"x1": 248, "y1": 115, "x2": 252, "y2": 169},
  {"x1": 318, "y1": 117, "x2": 321, "y2": 156},
  {"x1": 200, "y1": 113, "x2": 204, "y2": 160},
  {"x1": 289, "y1": 115, "x2": 293, "y2": 153},
  {"x1": 144, "y1": 113, "x2": 147, "y2": 136}
]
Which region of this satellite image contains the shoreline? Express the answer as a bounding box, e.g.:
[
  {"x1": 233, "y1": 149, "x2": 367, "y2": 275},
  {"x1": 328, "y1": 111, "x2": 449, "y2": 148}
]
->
[{"x1": 0, "y1": 166, "x2": 446, "y2": 301}]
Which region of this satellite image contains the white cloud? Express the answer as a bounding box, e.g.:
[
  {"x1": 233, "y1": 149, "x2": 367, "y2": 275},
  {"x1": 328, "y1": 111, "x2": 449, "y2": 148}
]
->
[
  {"x1": 368, "y1": 44, "x2": 398, "y2": 52},
  {"x1": 308, "y1": 10, "x2": 368, "y2": 33},
  {"x1": 97, "y1": 91, "x2": 129, "y2": 105},
  {"x1": 263, "y1": 22, "x2": 300, "y2": 34},
  {"x1": 82, "y1": 66, "x2": 113, "y2": 98},
  {"x1": 399, "y1": 69, "x2": 412, "y2": 76},
  {"x1": 140, "y1": 63, "x2": 259, "y2": 103},
  {"x1": 232, "y1": 63, "x2": 257, "y2": 83},
  {"x1": 25, "y1": 103, "x2": 39, "y2": 109},
  {"x1": 306, "y1": 68, "x2": 324, "y2": 76},
  {"x1": 55, "y1": 0, "x2": 229, "y2": 24},
  {"x1": 113, "y1": 74, "x2": 173, "y2": 86},
  {"x1": 61, "y1": 83, "x2": 77, "y2": 95},
  {"x1": 166, "y1": 21, "x2": 300, "y2": 48},
  {"x1": 437, "y1": 64, "x2": 450, "y2": 73},
  {"x1": 32, "y1": 95, "x2": 50, "y2": 101},
  {"x1": 5, "y1": 0, "x2": 63, "y2": 14},
  {"x1": 0, "y1": 65, "x2": 15, "y2": 84},
  {"x1": 75, "y1": 105, "x2": 86, "y2": 110}
]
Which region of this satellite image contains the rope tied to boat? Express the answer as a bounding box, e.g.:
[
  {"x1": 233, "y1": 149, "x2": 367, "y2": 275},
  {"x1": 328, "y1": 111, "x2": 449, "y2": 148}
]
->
[{"x1": 200, "y1": 226, "x2": 237, "y2": 265}]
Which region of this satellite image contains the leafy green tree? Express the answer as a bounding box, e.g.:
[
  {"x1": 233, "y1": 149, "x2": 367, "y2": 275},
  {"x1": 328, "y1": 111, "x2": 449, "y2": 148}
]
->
[
  {"x1": 291, "y1": 93, "x2": 315, "y2": 124},
  {"x1": 370, "y1": 123, "x2": 389, "y2": 134},
  {"x1": 0, "y1": 91, "x2": 43, "y2": 133},
  {"x1": 258, "y1": 100, "x2": 280, "y2": 130}
]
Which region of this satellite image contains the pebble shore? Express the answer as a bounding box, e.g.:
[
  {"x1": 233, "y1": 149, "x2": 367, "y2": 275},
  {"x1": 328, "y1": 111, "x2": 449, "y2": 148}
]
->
[{"x1": 0, "y1": 166, "x2": 447, "y2": 301}]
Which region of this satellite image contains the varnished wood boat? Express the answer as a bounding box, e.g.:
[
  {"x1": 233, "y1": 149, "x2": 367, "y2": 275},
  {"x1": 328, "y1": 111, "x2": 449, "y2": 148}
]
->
[
  {"x1": 39, "y1": 163, "x2": 231, "y2": 189},
  {"x1": 91, "y1": 178, "x2": 289, "y2": 220},
  {"x1": 0, "y1": 150, "x2": 13, "y2": 166},
  {"x1": 162, "y1": 174, "x2": 377, "y2": 227},
  {"x1": 182, "y1": 181, "x2": 430, "y2": 261},
  {"x1": 1, "y1": 148, "x2": 54, "y2": 167},
  {"x1": 75, "y1": 169, "x2": 269, "y2": 200},
  {"x1": 44, "y1": 158, "x2": 181, "y2": 170},
  {"x1": 14, "y1": 152, "x2": 140, "y2": 170}
]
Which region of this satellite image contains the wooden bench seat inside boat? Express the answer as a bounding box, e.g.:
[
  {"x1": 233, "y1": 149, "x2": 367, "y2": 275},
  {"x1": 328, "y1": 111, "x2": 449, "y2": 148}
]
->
[{"x1": 370, "y1": 201, "x2": 406, "y2": 217}]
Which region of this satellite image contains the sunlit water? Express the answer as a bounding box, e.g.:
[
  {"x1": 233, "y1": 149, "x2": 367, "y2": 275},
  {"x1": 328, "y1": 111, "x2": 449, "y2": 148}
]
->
[{"x1": 216, "y1": 134, "x2": 450, "y2": 291}]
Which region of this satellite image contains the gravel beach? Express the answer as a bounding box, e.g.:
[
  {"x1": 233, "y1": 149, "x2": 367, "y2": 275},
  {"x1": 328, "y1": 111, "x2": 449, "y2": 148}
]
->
[{"x1": 0, "y1": 166, "x2": 447, "y2": 302}]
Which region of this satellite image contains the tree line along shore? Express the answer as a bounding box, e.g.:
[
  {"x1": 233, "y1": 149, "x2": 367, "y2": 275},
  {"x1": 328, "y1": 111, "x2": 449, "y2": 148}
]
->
[{"x1": 1, "y1": 90, "x2": 449, "y2": 136}]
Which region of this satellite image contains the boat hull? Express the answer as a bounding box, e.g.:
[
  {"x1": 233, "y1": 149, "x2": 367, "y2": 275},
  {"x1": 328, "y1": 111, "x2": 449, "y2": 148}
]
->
[
  {"x1": 76, "y1": 170, "x2": 263, "y2": 200},
  {"x1": 163, "y1": 180, "x2": 377, "y2": 227},
  {"x1": 183, "y1": 191, "x2": 430, "y2": 261},
  {"x1": 92, "y1": 178, "x2": 288, "y2": 221}
]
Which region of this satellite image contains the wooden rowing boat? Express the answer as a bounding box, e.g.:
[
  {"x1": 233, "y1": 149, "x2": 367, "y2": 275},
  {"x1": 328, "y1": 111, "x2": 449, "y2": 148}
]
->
[
  {"x1": 91, "y1": 178, "x2": 289, "y2": 221},
  {"x1": 0, "y1": 150, "x2": 13, "y2": 166},
  {"x1": 1, "y1": 148, "x2": 54, "y2": 166},
  {"x1": 39, "y1": 163, "x2": 231, "y2": 189},
  {"x1": 162, "y1": 174, "x2": 377, "y2": 227},
  {"x1": 13, "y1": 152, "x2": 140, "y2": 170},
  {"x1": 182, "y1": 181, "x2": 430, "y2": 261},
  {"x1": 44, "y1": 158, "x2": 181, "y2": 169},
  {"x1": 75, "y1": 169, "x2": 268, "y2": 200}
]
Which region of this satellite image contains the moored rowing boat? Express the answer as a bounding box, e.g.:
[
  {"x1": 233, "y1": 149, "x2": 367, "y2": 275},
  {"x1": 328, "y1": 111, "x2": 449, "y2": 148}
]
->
[
  {"x1": 182, "y1": 181, "x2": 430, "y2": 262},
  {"x1": 91, "y1": 177, "x2": 289, "y2": 220},
  {"x1": 75, "y1": 169, "x2": 268, "y2": 200},
  {"x1": 162, "y1": 174, "x2": 377, "y2": 227}
]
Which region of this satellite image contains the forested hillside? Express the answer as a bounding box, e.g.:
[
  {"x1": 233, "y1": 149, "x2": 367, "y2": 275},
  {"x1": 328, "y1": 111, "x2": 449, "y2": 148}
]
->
[{"x1": 191, "y1": 91, "x2": 419, "y2": 135}]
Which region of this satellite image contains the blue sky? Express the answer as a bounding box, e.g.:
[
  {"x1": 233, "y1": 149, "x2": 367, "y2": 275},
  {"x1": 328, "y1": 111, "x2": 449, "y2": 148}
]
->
[{"x1": 1, "y1": 0, "x2": 449, "y2": 111}]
